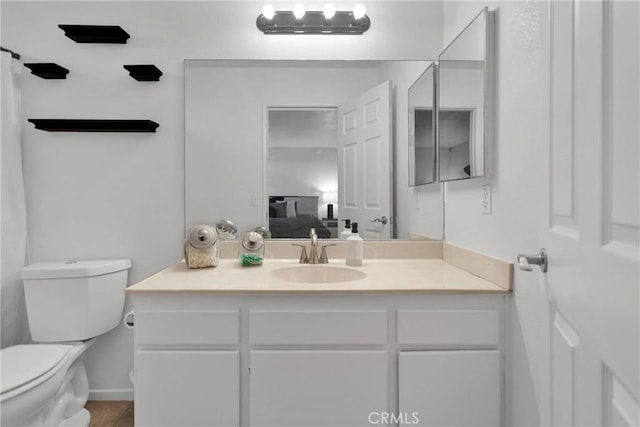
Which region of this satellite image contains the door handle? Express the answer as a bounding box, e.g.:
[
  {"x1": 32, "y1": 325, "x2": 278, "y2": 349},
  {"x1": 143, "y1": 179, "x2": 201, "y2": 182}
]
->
[
  {"x1": 517, "y1": 249, "x2": 548, "y2": 273},
  {"x1": 371, "y1": 216, "x2": 388, "y2": 225}
]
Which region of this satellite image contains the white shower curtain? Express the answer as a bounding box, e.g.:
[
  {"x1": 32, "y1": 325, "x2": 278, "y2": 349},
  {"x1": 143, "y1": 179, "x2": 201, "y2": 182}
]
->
[{"x1": 1, "y1": 50, "x2": 30, "y2": 347}]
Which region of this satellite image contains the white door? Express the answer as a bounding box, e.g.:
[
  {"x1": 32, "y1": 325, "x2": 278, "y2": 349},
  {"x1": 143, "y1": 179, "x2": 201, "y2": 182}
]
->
[
  {"x1": 542, "y1": 1, "x2": 639, "y2": 425},
  {"x1": 338, "y1": 81, "x2": 392, "y2": 239}
]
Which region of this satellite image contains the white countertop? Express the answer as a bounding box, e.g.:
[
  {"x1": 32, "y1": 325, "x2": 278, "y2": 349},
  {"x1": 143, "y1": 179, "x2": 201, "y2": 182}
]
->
[{"x1": 126, "y1": 258, "x2": 511, "y2": 295}]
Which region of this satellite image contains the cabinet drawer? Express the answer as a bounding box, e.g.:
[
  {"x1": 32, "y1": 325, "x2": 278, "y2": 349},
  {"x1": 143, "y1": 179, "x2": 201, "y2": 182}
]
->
[
  {"x1": 397, "y1": 310, "x2": 500, "y2": 346},
  {"x1": 137, "y1": 310, "x2": 239, "y2": 346},
  {"x1": 250, "y1": 310, "x2": 387, "y2": 345}
]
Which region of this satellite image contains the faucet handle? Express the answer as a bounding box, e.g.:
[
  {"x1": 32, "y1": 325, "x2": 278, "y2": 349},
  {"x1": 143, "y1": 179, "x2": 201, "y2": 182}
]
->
[
  {"x1": 292, "y1": 243, "x2": 309, "y2": 263},
  {"x1": 319, "y1": 243, "x2": 337, "y2": 264}
]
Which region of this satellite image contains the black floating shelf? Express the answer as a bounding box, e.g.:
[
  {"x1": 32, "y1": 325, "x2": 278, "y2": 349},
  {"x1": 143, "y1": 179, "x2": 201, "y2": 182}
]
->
[
  {"x1": 24, "y1": 63, "x2": 69, "y2": 79},
  {"x1": 58, "y1": 25, "x2": 130, "y2": 44},
  {"x1": 124, "y1": 65, "x2": 163, "y2": 81},
  {"x1": 28, "y1": 119, "x2": 159, "y2": 133}
]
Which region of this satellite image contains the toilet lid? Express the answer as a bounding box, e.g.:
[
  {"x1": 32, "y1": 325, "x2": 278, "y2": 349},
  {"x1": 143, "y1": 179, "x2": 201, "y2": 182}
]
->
[{"x1": 0, "y1": 345, "x2": 70, "y2": 395}]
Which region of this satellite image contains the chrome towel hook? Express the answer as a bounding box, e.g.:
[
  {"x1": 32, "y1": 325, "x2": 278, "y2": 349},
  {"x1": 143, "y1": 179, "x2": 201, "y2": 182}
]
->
[{"x1": 517, "y1": 249, "x2": 548, "y2": 273}]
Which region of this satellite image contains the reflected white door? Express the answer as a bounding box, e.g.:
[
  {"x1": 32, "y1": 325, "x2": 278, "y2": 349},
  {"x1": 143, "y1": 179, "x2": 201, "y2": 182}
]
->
[
  {"x1": 338, "y1": 81, "x2": 392, "y2": 239},
  {"x1": 544, "y1": 1, "x2": 639, "y2": 425}
]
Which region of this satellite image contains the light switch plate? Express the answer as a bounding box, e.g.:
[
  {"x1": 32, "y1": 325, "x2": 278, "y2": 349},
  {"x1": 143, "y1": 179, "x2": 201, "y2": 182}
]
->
[{"x1": 481, "y1": 185, "x2": 492, "y2": 214}]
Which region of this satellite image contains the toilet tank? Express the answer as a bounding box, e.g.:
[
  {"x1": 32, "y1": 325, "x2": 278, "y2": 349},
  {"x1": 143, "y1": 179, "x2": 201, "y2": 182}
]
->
[{"x1": 22, "y1": 259, "x2": 132, "y2": 342}]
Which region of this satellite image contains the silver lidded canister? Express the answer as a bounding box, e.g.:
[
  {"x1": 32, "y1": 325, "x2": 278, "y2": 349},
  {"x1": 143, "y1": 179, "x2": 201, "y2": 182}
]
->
[
  {"x1": 242, "y1": 231, "x2": 264, "y2": 251},
  {"x1": 184, "y1": 224, "x2": 220, "y2": 268},
  {"x1": 239, "y1": 231, "x2": 265, "y2": 266}
]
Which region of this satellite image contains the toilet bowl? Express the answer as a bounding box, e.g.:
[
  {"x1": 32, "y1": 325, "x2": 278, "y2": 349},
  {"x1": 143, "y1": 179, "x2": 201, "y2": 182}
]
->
[
  {"x1": 1, "y1": 341, "x2": 94, "y2": 426},
  {"x1": 0, "y1": 259, "x2": 131, "y2": 427}
]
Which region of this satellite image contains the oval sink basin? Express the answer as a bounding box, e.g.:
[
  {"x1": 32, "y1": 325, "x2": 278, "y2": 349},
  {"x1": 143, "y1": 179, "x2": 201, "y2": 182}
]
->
[{"x1": 270, "y1": 265, "x2": 367, "y2": 284}]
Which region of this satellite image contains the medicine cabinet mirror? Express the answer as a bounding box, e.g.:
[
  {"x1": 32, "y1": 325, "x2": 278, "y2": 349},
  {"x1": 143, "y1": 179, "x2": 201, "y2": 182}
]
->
[
  {"x1": 437, "y1": 7, "x2": 495, "y2": 182},
  {"x1": 408, "y1": 62, "x2": 436, "y2": 186}
]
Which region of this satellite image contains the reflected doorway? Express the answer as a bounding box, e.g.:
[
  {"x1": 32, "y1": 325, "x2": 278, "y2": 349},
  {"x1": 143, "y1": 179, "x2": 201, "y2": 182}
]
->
[{"x1": 266, "y1": 108, "x2": 339, "y2": 238}]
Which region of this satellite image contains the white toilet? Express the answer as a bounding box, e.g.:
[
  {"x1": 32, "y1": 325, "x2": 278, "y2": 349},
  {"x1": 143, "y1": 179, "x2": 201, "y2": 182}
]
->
[{"x1": 0, "y1": 259, "x2": 131, "y2": 427}]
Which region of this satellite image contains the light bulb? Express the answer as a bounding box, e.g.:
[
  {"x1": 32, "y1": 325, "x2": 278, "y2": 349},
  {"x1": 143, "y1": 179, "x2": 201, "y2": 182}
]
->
[
  {"x1": 293, "y1": 4, "x2": 306, "y2": 20},
  {"x1": 262, "y1": 4, "x2": 276, "y2": 20},
  {"x1": 323, "y1": 3, "x2": 336, "y2": 20},
  {"x1": 353, "y1": 4, "x2": 366, "y2": 20}
]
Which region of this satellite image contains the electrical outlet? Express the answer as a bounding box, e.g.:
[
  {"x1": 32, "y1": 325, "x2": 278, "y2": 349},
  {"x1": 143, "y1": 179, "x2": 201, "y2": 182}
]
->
[
  {"x1": 481, "y1": 185, "x2": 492, "y2": 214},
  {"x1": 249, "y1": 195, "x2": 257, "y2": 207}
]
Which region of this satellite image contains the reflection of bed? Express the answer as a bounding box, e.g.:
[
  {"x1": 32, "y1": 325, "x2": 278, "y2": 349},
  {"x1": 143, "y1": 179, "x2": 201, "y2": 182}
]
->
[{"x1": 268, "y1": 196, "x2": 331, "y2": 238}]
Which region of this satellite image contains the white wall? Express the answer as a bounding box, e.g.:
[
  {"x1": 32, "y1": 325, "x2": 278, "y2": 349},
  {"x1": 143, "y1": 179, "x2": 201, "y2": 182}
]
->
[
  {"x1": 1, "y1": 0, "x2": 443, "y2": 398},
  {"x1": 268, "y1": 109, "x2": 337, "y2": 148},
  {"x1": 442, "y1": 2, "x2": 551, "y2": 425}
]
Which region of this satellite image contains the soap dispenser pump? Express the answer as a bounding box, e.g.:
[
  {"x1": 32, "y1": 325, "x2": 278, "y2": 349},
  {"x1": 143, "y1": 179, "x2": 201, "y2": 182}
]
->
[
  {"x1": 340, "y1": 219, "x2": 352, "y2": 240},
  {"x1": 345, "y1": 222, "x2": 363, "y2": 266}
]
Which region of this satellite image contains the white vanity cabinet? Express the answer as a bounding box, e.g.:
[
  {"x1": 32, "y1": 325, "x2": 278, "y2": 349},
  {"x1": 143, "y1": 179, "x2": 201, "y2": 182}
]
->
[
  {"x1": 132, "y1": 294, "x2": 505, "y2": 427},
  {"x1": 248, "y1": 310, "x2": 389, "y2": 426},
  {"x1": 133, "y1": 308, "x2": 241, "y2": 426},
  {"x1": 396, "y1": 309, "x2": 502, "y2": 427}
]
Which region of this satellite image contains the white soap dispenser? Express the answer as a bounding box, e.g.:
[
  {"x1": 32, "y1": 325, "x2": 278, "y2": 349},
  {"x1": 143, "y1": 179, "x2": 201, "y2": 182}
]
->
[
  {"x1": 345, "y1": 222, "x2": 363, "y2": 266},
  {"x1": 340, "y1": 219, "x2": 352, "y2": 240}
]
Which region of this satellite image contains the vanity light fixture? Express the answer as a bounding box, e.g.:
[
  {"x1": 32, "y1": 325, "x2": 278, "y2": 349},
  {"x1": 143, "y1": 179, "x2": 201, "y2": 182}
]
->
[{"x1": 256, "y1": 3, "x2": 370, "y2": 34}]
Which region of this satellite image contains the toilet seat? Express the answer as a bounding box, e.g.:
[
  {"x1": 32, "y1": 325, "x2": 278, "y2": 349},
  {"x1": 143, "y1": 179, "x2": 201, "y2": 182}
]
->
[{"x1": 1, "y1": 344, "x2": 71, "y2": 400}]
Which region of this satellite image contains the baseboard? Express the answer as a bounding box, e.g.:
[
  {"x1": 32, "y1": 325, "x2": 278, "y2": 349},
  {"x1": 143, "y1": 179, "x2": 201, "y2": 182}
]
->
[{"x1": 89, "y1": 389, "x2": 134, "y2": 401}]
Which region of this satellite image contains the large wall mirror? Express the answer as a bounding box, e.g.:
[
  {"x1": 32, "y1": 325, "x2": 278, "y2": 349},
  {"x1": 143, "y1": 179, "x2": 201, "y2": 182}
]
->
[
  {"x1": 408, "y1": 62, "x2": 436, "y2": 186},
  {"x1": 185, "y1": 60, "x2": 444, "y2": 241},
  {"x1": 438, "y1": 8, "x2": 495, "y2": 182}
]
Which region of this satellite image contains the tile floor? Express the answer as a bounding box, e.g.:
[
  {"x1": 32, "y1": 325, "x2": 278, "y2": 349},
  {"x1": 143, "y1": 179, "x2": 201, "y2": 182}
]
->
[{"x1": 85, "y1": 401, "x2": 134, "y2": 427}]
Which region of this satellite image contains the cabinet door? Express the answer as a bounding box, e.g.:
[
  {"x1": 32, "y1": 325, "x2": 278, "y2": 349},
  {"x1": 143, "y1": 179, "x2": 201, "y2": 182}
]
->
[
  {"x1": 135, "y1": 350, "x2": 239, "y2": 427},
  {"x1": 250, "y1": 350, "x2": 388, "y2": 426},
  {"x1": 399, "y1": 350, "x2": 500, "y2": 427}
]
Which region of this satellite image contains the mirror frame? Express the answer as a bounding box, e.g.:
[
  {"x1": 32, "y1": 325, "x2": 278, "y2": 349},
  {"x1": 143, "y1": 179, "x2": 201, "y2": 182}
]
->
[{"x1": 436, "y1": 7, "x2": 495, "y2": 182}]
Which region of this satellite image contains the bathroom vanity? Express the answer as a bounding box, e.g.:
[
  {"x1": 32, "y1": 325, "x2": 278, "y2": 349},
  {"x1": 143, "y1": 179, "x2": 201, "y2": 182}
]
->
[{"x1": 127, "y1": 244, "x2": 511, "y2": 427}]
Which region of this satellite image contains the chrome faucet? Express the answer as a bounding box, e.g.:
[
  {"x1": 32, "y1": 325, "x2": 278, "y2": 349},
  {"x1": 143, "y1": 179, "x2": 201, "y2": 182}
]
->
[
  {"x1": 308, "y1": 228, "x2": 319, "y2": 264},
  {"x1": 291, "y1": 228, "x2": 336, "y2": 264}
]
